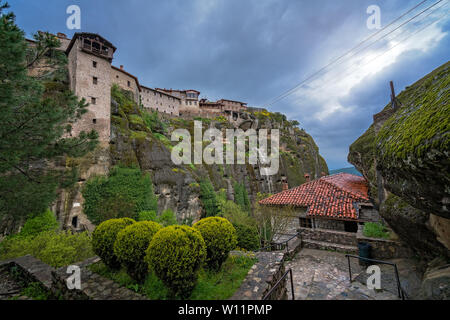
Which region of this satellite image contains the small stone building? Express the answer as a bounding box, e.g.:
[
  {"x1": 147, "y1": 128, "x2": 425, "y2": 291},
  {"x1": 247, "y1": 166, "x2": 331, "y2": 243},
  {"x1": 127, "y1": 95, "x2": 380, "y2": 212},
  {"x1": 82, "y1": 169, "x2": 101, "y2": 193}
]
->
[{"x1": 260, "y1": 173, "x2": 381, "y2": 234}]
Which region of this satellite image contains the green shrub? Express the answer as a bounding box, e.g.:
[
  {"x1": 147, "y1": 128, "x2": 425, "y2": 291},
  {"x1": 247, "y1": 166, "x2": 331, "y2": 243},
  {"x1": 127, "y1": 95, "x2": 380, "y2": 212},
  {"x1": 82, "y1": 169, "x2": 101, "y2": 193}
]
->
[
  {"x1": 92, "y1": 218, "x2": 135, "y2": 269},
  {"x1": 193, "y1": 217, "x2": 237, "y2": 270},
  {"x1": 19, "y1": 210, "x2": 59, "y2": 238},
  {"x1": 142, "y1": 110, "x2": 167, "y2": 134},
  {"x1": 0, "y1": 231, "x2": 94, "y2": 268},
  {"x1": 82, "y1": 166, "x2": 158, "y2": 224},
  {"x1": 233, "y1": 224, "x2": 260, "y2": 251},
  {"x1": 199, "y1": 180, "x2": 219, "y2": 217},
  {"x1": 138, "y1": 209, "x2": 178, "y2": 227},
  {"x1": 114, "y1": 221, "x2": 162, "y2": 282},
  {"x1": 158, "y1": 209, "x2": 177, "y2": 227},
  {"x1": 363, "y1": 222, "x2": 391, "y2": 239},
  {"x1": 145, "y1": 225, "x2": 206, "y2": 298},
  {"x1": 138, "y1": 210, "x2": 157, "y2": 222}
]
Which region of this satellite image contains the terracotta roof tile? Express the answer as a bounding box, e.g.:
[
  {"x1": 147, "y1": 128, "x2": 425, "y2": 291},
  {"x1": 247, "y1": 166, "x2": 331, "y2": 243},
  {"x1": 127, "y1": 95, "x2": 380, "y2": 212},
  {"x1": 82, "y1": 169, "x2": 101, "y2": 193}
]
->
[{"x1": 259, "y1": 173, "x2": 369, "y2": 220}]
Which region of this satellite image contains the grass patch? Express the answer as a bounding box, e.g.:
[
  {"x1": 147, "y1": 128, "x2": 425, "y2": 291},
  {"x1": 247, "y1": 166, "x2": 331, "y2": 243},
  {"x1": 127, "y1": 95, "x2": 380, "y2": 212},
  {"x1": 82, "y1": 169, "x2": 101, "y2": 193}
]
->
[
  {"x1": 89, "y1": 254, "x2": 256, "y2": 300},
  {"x1": 363, "y1": 222, "x2": 391, "y2": 239}
]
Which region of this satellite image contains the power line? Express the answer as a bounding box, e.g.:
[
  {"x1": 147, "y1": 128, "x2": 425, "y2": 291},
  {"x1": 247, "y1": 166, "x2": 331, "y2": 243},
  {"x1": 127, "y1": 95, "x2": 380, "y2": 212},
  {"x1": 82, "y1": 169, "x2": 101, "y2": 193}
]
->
[
  {"x1": 262, "y1": 0, "x2": 443, "y2": 107},
  {"x1": 288, "y1": 6, "x2": 449, "y2": 106}
]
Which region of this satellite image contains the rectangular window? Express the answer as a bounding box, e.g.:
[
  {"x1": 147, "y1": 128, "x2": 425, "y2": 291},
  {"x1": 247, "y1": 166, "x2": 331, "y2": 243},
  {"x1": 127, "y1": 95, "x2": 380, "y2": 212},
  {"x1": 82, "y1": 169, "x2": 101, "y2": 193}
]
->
[
  {"x1": 127, "y1": 81, "x2": 131, "y2": 87},
  {"x1": 93, "y1": 61, "x2": 97, "y2": 68},
  {"x1": 299, "y1": 218, "x2": 312, "y2": 229},
  {"x1": 91, "y1": 97, "x2": 96, "y2": 105},
  {"x1": 93, "y1": 119, "x2": 97, "y2": 124},
  {"x1": 93, "y1": 77, "x2": 98, "y2": 85}
]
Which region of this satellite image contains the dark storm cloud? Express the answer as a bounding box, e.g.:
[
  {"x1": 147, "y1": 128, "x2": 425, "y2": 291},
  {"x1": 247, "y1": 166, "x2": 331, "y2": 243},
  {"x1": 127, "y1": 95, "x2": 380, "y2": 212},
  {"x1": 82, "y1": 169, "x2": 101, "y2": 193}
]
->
[{"x1": 8, "y1": 0, "x2": 450, "y2": 169}]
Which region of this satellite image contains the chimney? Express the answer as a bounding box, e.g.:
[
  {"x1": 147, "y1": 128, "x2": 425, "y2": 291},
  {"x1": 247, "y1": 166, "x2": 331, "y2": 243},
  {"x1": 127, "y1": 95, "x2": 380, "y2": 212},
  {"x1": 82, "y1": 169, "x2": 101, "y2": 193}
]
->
[
  {"x1": 304, "y1": 174, "x2": 310, "y2": 182},
  {"x1": 321, "y1": 172, "x2": 327, "y2": 177},
  {"x1": 120, "y1": 65, "x2": 124, "y2": 70},
  {"x1": 282, "y1": 181, "x2": 289, "y2": 191},
  {"x1": 57, "y1": 32, "x2": 67, "y2": 39}
]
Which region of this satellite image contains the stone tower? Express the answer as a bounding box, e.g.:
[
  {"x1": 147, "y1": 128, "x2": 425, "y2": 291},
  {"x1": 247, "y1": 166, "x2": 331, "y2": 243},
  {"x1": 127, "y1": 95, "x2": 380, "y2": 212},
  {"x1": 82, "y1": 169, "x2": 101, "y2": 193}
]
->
[{"x1": 66, "y1": 33, "x2": 117, "y2": 143}]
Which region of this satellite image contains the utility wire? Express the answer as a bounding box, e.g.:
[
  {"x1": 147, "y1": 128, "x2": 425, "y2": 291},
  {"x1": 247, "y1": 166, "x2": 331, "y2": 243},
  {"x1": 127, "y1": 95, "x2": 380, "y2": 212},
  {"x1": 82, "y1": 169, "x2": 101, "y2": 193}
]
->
[
  {"x1": 288, "y1": 5, "x2": 449, "y2": 106},
  {"x1": 262, "y1": 0, "x2": 443, "y2": 107}
]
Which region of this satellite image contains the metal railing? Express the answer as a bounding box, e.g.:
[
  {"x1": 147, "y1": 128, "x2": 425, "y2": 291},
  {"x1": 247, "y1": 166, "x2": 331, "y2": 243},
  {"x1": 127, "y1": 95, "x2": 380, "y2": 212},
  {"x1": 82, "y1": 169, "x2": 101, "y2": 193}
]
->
[
  {"x1": 262, "y1": 268, "x2": 295, "y2": 300},
  {"x1": 345, "y1": 254, "x2": 407, "y2": 300},
  {"x1": 255, "y1": 232, "x2": 300, "y2": 253}
]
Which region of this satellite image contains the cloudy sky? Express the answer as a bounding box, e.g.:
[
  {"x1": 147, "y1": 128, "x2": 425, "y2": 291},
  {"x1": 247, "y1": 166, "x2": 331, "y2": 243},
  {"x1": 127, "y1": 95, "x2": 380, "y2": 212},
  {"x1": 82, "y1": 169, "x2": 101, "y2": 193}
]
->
[{"x1": 8, "y1": 0, "x2": 450, "y2": 169}]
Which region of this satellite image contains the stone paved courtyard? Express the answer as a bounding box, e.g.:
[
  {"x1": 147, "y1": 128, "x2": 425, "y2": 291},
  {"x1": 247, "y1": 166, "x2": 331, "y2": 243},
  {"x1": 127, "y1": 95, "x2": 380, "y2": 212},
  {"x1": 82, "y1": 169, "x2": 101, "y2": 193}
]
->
[{"x1": 285, "y1": 249, "x2": 402, "y2": 300}]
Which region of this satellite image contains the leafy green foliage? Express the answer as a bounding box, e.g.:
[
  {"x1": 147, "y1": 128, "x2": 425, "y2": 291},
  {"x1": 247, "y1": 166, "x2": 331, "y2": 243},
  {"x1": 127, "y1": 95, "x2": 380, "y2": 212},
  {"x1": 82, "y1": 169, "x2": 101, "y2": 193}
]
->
[
  {"x1": 114, "y1": 221, "x2": 162, "y2": 282},
  {"x1": 189, "y1": 254, "x2": 256, "y2": 300},
  {"x1": 0, "y1": 231, "x2": 94, "y2": 268},
  {"x1": 18, "y1": 210, "x2": 58, "y2": 238},
  {"x1": 233, "y1": 224, "x2": 260, "y2": 251},
  {"x1": 363, "y1": 222, "x2": 391, "y2": 239},
  {"x1": 20, "y1": 282, "x2": 50, "y2": 300},
  {"x1": 138, "y1": 209, "x2": 178, "y2": 227},
  {"x1": 233, "y1": 182, "x2": 250, "y2": 212},
  {"x1": 199, "y1": 179, "x2": 219, "y2": 217},
  {"x1": 92, "y1": 218, "x2": 135, "y2": 270},
  {"x1": 193, "y1": 217, "x2": 238, "y2": 271},
  {"x1": 0, "y1": 3, "x2": 98, "y2": 222},
  {"x1": 82, "y1": 166, "x2": 158, "y2": 224},
  {"x1": 90, "y1": 254, "x2": 255, "y2": 300},
  {"x1": 142, "y1": 110, "x2": 167, "y2": 134},
  {"x1": 158, "y1": 209, "x2": 178, "y2": 227},
  {"x1": 138, "y1": 210, "x2": 157, "y2": 222},
  {"x1": 145, "y1": 225, "x2": 206, "y2": 298}
]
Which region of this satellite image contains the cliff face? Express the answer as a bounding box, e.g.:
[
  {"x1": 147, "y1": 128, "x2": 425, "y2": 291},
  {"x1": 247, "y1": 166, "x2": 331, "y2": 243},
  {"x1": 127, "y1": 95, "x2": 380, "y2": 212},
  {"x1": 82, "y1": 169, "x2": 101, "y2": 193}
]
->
[
  {"x1": 107, "y1": 91, "x2": 328, "y2": 223},
  {"x1": 348, "y1": 62, "x2": 450, "y2": 299},
  {"x1": 54, "y1": 87, "x2": 328, "y2": 229}
]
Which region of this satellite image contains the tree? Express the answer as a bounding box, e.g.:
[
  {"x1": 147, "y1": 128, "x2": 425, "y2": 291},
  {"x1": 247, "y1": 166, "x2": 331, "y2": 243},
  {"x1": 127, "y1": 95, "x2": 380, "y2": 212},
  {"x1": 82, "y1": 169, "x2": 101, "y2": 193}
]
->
[
  {"x1": 0, "y1": 2, "x2": 98, "y2": 223},
  {"x1": 199, "y1": 179, "x2": 219, "y2": 217},
  {"x1": 233, "y1": 182, "x2": 250, "y2": 212},
  {"x1": 253, "y1": 193, "x2": 295, "y2": 247}
]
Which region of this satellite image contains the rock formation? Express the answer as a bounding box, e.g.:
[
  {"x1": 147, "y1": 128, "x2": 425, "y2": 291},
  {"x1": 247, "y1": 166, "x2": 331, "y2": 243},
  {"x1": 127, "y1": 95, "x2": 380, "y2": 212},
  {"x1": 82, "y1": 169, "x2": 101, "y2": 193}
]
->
[{"x1": 348, "y1": 61, "x2": 450, "y2": 299}]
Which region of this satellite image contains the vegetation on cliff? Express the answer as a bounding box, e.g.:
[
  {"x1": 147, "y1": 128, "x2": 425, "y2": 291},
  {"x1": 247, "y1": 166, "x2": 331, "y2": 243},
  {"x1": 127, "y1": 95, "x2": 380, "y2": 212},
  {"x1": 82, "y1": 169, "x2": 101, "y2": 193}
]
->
[
  {"x1": 82, "y1": 166, "x2": 158, "y2": 224},
  {"x1": 0, "y1": 3, "x2": 98, "y2": 226},
  {"x1": 348, "y1": 61, "x2": 450, "y2": 260}
]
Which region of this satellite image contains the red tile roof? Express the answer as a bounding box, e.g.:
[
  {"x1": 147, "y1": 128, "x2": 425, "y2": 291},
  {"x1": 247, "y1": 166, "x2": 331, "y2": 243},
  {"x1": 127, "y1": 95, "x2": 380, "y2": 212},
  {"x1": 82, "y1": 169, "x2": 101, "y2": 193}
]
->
[{"x1": 259, "y1": 173, "x2": 369, "y2": 220}]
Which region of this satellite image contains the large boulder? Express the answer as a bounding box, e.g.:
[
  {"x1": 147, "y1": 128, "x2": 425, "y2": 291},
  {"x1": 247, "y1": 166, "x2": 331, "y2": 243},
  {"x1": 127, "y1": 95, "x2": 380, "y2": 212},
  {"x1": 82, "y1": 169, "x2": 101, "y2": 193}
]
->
[{"x1": 348, "y1": 62, "x2": 450, "y2": 299}]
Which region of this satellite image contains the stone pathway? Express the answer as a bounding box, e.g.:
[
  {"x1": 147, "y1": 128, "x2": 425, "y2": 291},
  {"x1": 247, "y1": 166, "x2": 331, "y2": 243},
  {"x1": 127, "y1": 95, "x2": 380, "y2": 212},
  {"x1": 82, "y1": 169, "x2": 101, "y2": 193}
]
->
[
  {"x1": 286, "y1": 249, "x2": 400, "y2": 300},
  {"x1": 231, "y1": 251, "x2": 286, "y2": 300},
  {"x1": 53, "y1": 257, "x2": 148, "y2": 300}
]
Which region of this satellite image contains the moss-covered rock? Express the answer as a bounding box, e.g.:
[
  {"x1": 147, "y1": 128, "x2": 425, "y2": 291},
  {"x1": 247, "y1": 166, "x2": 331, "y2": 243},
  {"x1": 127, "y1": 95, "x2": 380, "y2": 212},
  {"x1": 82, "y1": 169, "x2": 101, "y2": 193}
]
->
[
  {"x1": 348, "y1": 62, "x2": 450, "y2": 262},
  {"x1": 376, "y1": 62, "x2": 450, "y2": 218}
]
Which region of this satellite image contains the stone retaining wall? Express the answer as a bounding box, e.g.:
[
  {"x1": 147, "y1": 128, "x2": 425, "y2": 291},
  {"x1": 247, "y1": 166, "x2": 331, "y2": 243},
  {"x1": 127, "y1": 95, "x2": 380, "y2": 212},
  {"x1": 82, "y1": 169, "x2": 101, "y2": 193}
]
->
[
  {"x1": 230, "y1": 251, "x2": 287, "y2": 300},
  {"x1": 356, "y1": 230, "x2": 413, "y2": 260},
  {"x1": 0, "y1": 255, "x2": 147, "y2": 300},
  {"x1": 299, "y1": 227, "x2": 357, "y2": 246}
]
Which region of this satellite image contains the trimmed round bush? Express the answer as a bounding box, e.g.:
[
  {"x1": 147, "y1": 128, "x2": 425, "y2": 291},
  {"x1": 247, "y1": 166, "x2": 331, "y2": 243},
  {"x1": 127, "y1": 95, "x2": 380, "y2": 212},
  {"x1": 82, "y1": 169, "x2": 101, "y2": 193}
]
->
[
  {"x1": 193, "y1": 217, "x2": 237, "y2": 270},
  {"x1": 92, "y1": 218, "x2": 135, "y2": 269},
  {"x1": 234, "y1": 223, "x2": 260, "y2": 251},
  {"x1": 145, "y1": 225, "x2": 206, "y2": 298},
  {"x1": 113, "y1": 221, "x2": 162, "y2": 282}
]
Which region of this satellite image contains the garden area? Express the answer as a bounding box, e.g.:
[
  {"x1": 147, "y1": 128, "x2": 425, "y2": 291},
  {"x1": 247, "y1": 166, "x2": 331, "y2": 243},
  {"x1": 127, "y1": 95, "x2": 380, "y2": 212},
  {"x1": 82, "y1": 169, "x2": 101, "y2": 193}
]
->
[{"x1": 89, "y1": 216, "x2": 255, "y2": 299}]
